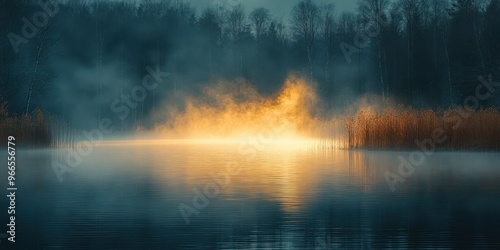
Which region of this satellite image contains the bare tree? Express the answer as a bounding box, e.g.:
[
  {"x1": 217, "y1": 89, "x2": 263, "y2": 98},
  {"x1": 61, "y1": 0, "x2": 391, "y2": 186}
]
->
[
  {"x1": 249, "y1": 7, "x2": 270, "y2": 77},
  {"x1": 249, "y1": 7, "x2": 270, "y2": 48},
  {"x1": 213, "y1": 4, "x2": 228, "y2": 47},
  {"x1": 399, "y1": 0, "x2": 422, "y2": 103},
  {"x1": 320, "y1": 3, "x2": 336, "y2": 84},
  {"x1": 291, "y1": 0, "x2": 319, "y2": 80},
  {"x1": 471, "y1": 0, "x2": 486, "y2": 72},
  {"x1": 25, "y1": 21, "x2": 58, "y2": 114},
  {"x1": 338, "y1": 12, "x2": 358, "y2": 92},
  {"x1": 429, "y1": 0, "x2": 453, "y2": 105},
  {"x1": 483, "y1": 0, "x2": 500, "y2": 69},
  {"x1": 93, "y1": 0, "x2": 107, "y2": 123},
  {"x1": 268, "y1": 18, "x2": 287, "y2": 47},
  {"x1": 200, "y1": 7, "x2": 219, "y2": 74},
  {"x1": 358, "y1": 0, "x2": 390, "y2": 100},
  {"x1": 228, "y1": 4, "x2": 247, "y2": 75}
]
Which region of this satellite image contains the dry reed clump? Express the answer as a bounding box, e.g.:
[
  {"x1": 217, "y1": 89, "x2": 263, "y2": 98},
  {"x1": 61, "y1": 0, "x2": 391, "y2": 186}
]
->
[
  {"x1": 343, "y1": 107, "x2": 500, "y2": 151},
  {"x1": 0, "y1": 102, "x2": 52, "y2": 148}
]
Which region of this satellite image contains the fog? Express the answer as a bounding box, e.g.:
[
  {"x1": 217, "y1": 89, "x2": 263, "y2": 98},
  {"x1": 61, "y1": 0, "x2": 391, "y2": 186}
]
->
[{"x1": 1, "y1": 0, "x2": 499, "y2": 137}]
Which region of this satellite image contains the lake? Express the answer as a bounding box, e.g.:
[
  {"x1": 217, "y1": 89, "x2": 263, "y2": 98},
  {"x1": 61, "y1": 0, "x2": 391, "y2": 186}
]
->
[{"x1": 2, "y1": 141, "x2": 500, "y2": 249}]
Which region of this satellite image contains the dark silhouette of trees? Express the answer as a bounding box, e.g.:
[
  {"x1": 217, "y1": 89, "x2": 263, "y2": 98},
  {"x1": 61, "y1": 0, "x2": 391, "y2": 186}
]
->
[
  {"x1": 358, "y1": 0, "x2": 390, "y2": 101},
  {"x1": 228, "y1": 4, "x2": 247, "y2": 76},
  {"x1": 319, "y1": 4, "x2": 336, "y2": 85},
  {"x1": 291, "y1": 0, "x2": 320, "y2": 80},
  {"x1": 249, "y1": 7, "x2": 270, "y2": 50}
]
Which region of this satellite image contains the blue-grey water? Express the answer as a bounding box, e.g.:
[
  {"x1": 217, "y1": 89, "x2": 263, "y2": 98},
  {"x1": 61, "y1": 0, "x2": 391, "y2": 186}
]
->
[{"x1": 1, "y1": 141, "x2": 500, "y2": 249}]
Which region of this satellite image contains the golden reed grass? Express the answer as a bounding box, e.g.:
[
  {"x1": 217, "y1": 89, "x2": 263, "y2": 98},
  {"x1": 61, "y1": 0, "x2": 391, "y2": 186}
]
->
[{"x1": 343, "y1": 107, "x2": 500, "y2": 151}]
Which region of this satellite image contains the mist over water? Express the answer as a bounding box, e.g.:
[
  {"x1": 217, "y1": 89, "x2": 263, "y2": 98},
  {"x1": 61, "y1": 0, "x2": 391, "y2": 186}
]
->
[{"x1": 148, "y1": 75, "x2": 334, "y2": 139}]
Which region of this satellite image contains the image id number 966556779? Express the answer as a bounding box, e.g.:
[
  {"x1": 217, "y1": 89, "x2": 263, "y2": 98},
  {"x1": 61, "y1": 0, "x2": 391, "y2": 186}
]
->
[{"x1": 6, "y1": 136, "x2": 16, "y2": 243}]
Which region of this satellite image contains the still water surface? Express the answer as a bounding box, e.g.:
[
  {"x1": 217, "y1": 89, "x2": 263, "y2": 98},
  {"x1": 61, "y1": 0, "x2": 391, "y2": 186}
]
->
[{"x1": 1, "y1": 141, "x2": 500, "y2": 249}]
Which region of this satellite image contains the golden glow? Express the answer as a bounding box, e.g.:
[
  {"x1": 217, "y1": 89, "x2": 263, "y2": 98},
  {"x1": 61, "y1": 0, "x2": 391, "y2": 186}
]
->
[
  {"x1": 97, "y1": 137, "x2": 342, "y2": 150},
  {"x1": 149, "y1": 75, "x2": 333, "y2": 142},
  {"x1": 139, "y1": 144, "x2": 378, "y2": 213},
  {"x1": 105, "y1": 76, "x2": 350, "y2": 213}
]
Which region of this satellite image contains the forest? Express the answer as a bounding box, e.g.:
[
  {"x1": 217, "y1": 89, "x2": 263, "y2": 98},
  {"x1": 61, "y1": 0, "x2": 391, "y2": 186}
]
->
[{"x1": 0, "y1": 0, "x2": 499, "y2": 147}]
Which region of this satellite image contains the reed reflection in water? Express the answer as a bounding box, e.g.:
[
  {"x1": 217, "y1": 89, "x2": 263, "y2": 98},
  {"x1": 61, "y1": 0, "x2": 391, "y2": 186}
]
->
[{"x1": 2, "y1": 141, "x2": 500, "y2": 249}]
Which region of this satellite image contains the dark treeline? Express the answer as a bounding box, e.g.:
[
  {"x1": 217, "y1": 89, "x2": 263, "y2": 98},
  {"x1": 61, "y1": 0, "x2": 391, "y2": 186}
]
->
[{"x1": 1, "y1": 0, "x2": 500, "y2": 131}]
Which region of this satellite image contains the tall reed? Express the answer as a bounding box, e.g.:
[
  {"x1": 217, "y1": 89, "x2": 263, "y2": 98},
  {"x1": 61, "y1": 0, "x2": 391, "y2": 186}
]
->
[{"x1": 343, "y1": 107, "x2": 500, "y2": 151}]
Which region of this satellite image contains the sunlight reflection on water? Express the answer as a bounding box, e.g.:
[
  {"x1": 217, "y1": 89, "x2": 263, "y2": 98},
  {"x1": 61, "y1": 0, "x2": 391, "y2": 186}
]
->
[{"x1": 1, "y1": 142, "x2": 500, "y2": 249}]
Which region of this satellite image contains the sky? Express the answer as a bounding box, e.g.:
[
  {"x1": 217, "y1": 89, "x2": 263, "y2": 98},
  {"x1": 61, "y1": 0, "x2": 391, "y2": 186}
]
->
[{"x1": 185, "y1": 0, "x2": 358, "y2": 19}]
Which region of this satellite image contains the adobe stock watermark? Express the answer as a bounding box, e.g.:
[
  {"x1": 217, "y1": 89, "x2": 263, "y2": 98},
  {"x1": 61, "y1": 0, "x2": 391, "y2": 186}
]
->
[
  {"x1": 340, "y1": 10, "x2": 390, "y2": 64},
  {"x1": 385, "y1": 74, "x2": 500, "y2": 192},
  {"x1": 51, "y1": 65, "x2": 170, "y2": 182},
  {"x1": 7, "y1": 0, "x2": 60, "y2": 54},
  {"x1": 178, "y1": 118, "x2": 288, "y2": 225}
]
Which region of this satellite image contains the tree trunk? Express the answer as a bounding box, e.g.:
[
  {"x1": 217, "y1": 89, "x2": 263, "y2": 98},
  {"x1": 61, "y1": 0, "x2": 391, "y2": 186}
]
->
[
  {"x1": 442, "y1": 32, "x2": 453, "y2": 106},
  {"x1": 25, "y1": 35, "x2": 45, "y2": 114},
  {"x1": 378, "y1": 40, "x2": 385, "y2": 101},
  {"x1": 473, "y1": 11, "x2": 485, "y2": 72},
  {"x1": 308, "y1": 43, "x2": 314, "y2": 81}
]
